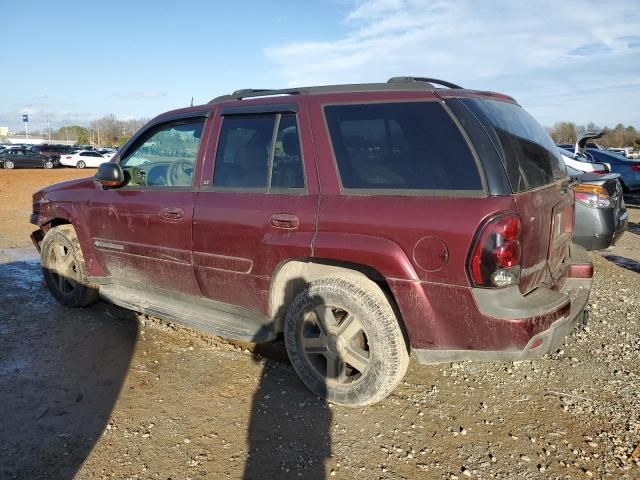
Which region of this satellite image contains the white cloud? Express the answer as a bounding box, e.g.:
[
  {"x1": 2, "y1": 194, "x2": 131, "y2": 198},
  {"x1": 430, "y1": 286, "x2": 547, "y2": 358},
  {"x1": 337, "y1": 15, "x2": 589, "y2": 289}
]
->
[{"x1": 264, "y1": 0, "x2": 640, "y2": 126}]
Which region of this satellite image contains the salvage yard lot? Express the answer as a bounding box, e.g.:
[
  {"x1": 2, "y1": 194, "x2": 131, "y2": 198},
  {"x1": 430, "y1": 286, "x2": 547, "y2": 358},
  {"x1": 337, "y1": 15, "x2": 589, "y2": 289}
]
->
[{"x1": 1, "y1": 169, "x2": 639, "y2": 479}]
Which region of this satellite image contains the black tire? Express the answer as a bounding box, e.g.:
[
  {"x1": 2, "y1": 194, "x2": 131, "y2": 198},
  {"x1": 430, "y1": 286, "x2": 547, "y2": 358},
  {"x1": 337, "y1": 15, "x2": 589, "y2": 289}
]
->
[
  {"x1": 44, "y1": 160, "x2": 54, "y2": 169},
  {"x1": 41, "y1": 225, "x2": 99, "y2": 307},
  {"x1": 284, "y1": 274, "x2": 409, "y2": 407},
  {"x1": 620, "y1": 180, "x2": 629, "y2": 193},
  {"x1": 4, "y1": 160, "x2": 14, "y2": 169},
  {"x1": 76, "y1": 160, "x2": 86, "y2": 169}
]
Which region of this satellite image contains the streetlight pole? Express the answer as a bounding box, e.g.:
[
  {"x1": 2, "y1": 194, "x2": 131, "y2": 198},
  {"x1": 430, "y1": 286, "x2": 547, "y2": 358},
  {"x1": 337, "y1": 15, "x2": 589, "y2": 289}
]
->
[{"x1": 22, "y1": 114, "x2": 29, "y2": 140}]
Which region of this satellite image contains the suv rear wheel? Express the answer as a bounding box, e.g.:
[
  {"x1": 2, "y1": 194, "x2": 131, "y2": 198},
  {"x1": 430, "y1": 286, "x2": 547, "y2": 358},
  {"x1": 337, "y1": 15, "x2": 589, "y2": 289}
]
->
[
  {"x1": 41, "y1": 225, "x2": 99, "y2": 307},
  {"x1": 284, "y1": 274, "x2": 409, "y2": 407}
]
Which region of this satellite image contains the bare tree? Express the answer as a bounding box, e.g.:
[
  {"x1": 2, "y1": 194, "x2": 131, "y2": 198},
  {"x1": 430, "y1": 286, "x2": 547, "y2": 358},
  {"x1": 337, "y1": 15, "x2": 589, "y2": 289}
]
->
[{"x1": 548, "y1": 122, "x2": 576, "y2": 144}]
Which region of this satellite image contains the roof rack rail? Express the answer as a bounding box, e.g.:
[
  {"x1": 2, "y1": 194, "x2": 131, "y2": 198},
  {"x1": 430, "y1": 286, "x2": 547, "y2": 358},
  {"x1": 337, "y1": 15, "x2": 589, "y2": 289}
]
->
[
  {"x1": 387, "y1": 76, "x2": 463, "y2": 89},
  {"x1": 209, "y1": 87, "x2": 304, "y2": 103}
]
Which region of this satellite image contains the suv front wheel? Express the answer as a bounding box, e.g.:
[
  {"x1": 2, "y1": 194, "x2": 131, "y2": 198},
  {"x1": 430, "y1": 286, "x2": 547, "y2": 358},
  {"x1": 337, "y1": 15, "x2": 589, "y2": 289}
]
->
[
  {"x1": 41, "y1": 225, "x2": 99, "y2": 307},
  {"x1": 284, "y1": 274, "x2": 409, "y2": 407}
]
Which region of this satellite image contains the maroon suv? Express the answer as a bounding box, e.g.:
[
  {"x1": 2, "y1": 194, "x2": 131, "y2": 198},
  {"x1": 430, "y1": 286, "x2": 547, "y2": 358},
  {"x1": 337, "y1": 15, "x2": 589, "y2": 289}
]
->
[{"x1": 30, "y1": 77, "x2": 593, "y2": 406}]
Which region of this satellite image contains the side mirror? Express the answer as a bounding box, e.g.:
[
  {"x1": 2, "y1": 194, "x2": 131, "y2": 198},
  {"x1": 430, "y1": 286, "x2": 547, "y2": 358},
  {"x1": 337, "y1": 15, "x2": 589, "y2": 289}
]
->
[{"x1": 95, "y1": 162, "x2": 124, "y2": 188}]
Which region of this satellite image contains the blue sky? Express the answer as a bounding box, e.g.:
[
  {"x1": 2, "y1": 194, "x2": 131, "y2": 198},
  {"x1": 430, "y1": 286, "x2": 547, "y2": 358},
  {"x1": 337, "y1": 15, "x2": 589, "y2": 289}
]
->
[{"x1": 1, "y1": 0, "x2": 639, "y2": 133}]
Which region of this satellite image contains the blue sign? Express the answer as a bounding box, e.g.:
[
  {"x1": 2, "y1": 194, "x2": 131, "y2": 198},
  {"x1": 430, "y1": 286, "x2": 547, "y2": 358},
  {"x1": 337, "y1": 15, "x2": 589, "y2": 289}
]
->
[{"x1": 22, "y1": 114, "x2": 28, "y2": 122}]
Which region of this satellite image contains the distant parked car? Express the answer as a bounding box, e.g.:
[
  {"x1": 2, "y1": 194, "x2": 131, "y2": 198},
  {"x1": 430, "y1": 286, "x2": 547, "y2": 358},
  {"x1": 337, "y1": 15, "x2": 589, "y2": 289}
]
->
[
  {"x1": 31, "y1": 144, "x2": 76, "y2": 160},
  {"x1": 97, "y1": 148, "x2": 117, "y2": 160},
  {"x1": 582, "y1": 150, "x2": 640, "y2": 191},
  {"x1": 0, "y1": 148, "x2": 58, "y2": 169},
  {"x1": 576, "y1": 135, "x2": 640, "y2": 192},
  {"x1": 558, "y1": 147, "x2": 609, "y2": 174},
  {"x1": 59, "y1": 150, "x2": 107, "y2": 168},
  {"x1": 568, "y1": 165, "x2": 627, "y2": 250},
  {"x1": 607, "y1": 148, "x2": 627, "y2": 156}
]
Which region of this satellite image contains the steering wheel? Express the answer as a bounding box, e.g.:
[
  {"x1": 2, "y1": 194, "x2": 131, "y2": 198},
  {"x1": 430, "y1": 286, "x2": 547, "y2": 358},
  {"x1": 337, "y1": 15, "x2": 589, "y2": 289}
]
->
[{"x1": 167, "y1": 160, "x2": 194, "y2": 186}]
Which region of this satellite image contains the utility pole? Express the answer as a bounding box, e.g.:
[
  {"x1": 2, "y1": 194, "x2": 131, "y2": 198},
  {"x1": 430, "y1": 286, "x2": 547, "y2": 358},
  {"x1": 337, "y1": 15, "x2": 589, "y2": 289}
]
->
[{"x1": 47, "y1": 119, "x2": 51, "y2": 141}]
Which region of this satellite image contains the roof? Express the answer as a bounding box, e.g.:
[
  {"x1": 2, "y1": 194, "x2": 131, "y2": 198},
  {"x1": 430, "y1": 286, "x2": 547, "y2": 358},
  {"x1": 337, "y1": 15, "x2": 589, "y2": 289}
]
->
[{"x1": 208, "y1": 77, "x2": 465, "y2": 103}]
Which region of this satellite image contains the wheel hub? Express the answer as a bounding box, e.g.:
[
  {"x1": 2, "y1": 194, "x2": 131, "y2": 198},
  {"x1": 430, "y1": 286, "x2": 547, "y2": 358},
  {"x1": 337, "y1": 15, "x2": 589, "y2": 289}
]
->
[{"x1": 326, "y1": 333, "x2": 345, "y2": 355}]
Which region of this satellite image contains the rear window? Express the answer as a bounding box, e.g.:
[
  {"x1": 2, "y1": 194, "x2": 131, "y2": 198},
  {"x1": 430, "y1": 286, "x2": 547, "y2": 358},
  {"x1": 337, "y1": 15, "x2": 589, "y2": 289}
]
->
[
  {"x1": 463, "y1": 98, "x2": 566, "y2": 192},
  {"x1": 324, "y1": 102, "x2": 482, "y2": 193}
]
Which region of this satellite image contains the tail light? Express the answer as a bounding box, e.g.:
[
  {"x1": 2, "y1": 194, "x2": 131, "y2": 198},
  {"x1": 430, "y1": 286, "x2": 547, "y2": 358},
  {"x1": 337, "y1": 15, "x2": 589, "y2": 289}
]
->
[
  {"x1": 631, "y1": 164, "x2": 640, "y2": 172},
  {"x1": 65, "y1": 155, "x2": 72, "y2": 159},
  {"x1": 468, "y1": 212, "x2": 522, "y2": 288},
  {"x1": 574, "y1": 184, "x2": 611, "y2": 208},
  {"x1": 592, "y1": 168, "x2": 608, "y2": 174}
]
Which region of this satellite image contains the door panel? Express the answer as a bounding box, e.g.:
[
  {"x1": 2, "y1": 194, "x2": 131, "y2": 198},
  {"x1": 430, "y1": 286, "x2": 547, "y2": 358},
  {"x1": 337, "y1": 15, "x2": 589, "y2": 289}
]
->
[
  {"x1": 25, "y1": 152, "x2": 40, "y2": 167},
  {"x1": 87, "y1": 115, "x2": 210, "y2": 295},
  {"x1": 89, "y1": 189, "x2": 201, "y2": 294},
  {"x1": 192, "y1": 193, "x2": 318, "y2": 315},
  {"x1": 192, "y1": 102, "x2": 319, "y2": 317}
]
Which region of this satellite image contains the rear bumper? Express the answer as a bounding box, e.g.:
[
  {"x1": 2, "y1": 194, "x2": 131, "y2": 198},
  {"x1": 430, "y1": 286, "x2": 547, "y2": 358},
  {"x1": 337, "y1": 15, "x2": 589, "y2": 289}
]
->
[
  {"x1": 412, "y1": 277, "x2": 590, "y2": 363},
  {"x1": 391, "y1": 244, "x2": 593, "y2": 364},
  {"x1": 573, "y1": 203, "x2": 628, "y2": 251}
]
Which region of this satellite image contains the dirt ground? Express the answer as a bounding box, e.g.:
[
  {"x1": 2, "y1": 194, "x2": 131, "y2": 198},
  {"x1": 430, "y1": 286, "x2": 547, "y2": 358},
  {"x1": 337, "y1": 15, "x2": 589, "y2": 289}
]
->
[
  {"x1": 1, "y1": 169, "x2": 639, "y2": 479},
  {"x1": 0, "y1": 169, "x2": 90, "y2": 247}
]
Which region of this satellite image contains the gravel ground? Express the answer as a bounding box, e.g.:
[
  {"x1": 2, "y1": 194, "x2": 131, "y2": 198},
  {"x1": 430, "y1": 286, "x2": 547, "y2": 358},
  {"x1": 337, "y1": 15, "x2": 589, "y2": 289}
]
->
[{"x1": 0, "y1": 170, "x2": 638, "y2": 479}]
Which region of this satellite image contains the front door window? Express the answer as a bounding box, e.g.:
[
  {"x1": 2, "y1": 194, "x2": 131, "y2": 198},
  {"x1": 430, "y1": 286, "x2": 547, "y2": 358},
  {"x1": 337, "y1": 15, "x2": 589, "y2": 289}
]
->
[{"x1": 120, "y1": 119, "x2": 205, "y2": 187}]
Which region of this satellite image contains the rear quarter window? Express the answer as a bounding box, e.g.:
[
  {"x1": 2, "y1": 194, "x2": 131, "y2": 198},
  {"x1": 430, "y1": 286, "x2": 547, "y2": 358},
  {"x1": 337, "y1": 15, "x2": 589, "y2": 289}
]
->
[
  {"x1": 463, "y1": 98, "x2": 566, "y2": 192},
  {"x1": 324, "y1": 101, "x2": 483, "y2": 193}
]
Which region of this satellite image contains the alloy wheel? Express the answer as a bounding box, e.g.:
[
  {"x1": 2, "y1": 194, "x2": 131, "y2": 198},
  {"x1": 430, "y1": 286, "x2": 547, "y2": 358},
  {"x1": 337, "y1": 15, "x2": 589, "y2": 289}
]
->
[
  {"x1": 300, "y1": 304, "x2": 371, "y2": 385},
  {"x1": 45, "y1": 241, "x2": 81, "y2": 297}
]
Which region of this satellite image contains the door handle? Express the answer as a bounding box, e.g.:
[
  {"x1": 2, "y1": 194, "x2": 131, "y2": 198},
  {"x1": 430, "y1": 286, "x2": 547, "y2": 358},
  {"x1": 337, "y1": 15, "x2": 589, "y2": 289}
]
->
[
  {"x1": 270, "y1": 213, "x2": 299, "y2": 230},
  {"x1": 161, "y1": 207, "x2": 184, "y2": 220}
]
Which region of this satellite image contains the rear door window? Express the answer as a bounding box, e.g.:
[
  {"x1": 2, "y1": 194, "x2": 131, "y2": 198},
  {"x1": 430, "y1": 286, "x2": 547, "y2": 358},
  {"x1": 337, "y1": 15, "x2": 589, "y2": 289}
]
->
[
  {"x1": 324, "y1": 102, "x2": 482, "y2": 193},
  {"x1": 463, "y1": 98, "x2": 566, "y2": 192}
]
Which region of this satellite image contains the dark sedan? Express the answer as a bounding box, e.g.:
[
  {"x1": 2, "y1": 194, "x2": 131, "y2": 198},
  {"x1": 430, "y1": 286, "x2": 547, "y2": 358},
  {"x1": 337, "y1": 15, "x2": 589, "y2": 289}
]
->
[
  {"x1": 569, "y1": 165, "x2": 628, "y2": 250},
  {"x1": 0, "y1": 148, "x2": 58, "y2": 169}
]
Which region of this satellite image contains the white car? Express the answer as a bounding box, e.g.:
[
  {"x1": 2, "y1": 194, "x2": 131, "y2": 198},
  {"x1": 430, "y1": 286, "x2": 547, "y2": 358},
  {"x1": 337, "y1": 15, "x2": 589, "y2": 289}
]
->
[
  {"x1": 59, "y1": 150, "x2": 107, "y2": 168},
  {"x1": 558, "y1": 148, "x2": 609, "y2": 174}
]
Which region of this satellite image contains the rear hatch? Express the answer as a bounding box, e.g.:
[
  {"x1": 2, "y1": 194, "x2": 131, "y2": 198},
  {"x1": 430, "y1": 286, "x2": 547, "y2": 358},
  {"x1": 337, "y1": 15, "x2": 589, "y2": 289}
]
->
[{"x1": 462, "y1": 98, "x2": 572, "y2": 293}]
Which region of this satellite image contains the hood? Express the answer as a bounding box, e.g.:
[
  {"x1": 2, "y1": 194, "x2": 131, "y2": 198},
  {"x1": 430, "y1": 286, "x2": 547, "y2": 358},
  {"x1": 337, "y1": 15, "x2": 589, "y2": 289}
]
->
[{"x1": 38, "y1": 176, "x2": 94, "y2": 196}]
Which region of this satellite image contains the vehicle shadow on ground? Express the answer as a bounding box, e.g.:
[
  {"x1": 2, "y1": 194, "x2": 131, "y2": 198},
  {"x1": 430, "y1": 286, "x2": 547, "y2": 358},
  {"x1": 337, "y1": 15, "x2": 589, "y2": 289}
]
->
[
  {"x1": 243, "y1": 283, "x2": 333, "y2": 479},
  {"x1": 626, "y1": 222, "x2": 640, "y2": 236},
  {"x1": 623, "y1": 192, "x2": 640, "y2": 209},
  {"x1": 0, "y1": 260, "x2": 137, "y2": 479},
  {"x1": 603, "y1": 254, "x2": 640, "y2": 273}
]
